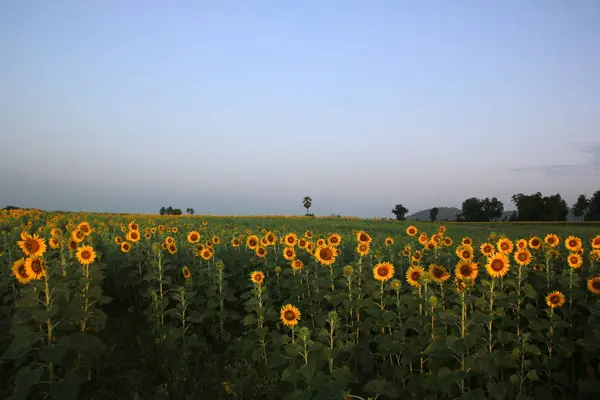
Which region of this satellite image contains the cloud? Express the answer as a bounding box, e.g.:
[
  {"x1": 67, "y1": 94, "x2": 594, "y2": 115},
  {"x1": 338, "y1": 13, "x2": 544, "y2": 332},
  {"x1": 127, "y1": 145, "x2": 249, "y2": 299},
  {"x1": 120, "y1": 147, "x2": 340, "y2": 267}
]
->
[{"x1": 510, "y1": 143, "x2": 600, "y2": 177}]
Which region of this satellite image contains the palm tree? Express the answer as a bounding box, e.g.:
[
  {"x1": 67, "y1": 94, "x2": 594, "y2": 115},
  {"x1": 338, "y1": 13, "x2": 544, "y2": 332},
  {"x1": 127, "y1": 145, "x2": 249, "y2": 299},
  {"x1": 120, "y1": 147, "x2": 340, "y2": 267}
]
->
[{"x1": 302, "y1": 196, "x2": 312, "y2": 215}]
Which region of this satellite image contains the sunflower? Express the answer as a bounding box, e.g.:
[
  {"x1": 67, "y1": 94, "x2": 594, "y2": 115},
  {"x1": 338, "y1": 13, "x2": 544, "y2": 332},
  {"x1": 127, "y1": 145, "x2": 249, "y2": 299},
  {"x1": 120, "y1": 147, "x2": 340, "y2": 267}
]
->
[
  {"x1": 515, "y1": 239, "x2": 528, "y2": 249},
  {"x1": 443, "y1": 237, "x2": 453, "y2": 246},
  {"x1": 167, "y1": 243, "x2": 177, "y2": 255},
  {"x1": 328, "y1": 233, "x2": 341, "y2": 246},
  {"x1": 486, "y1": 253, "x2": 510, "y2": 278},
  {"x1": 231, "y1": 238, "x2": 240, "y2": 247},
  {"x1": 544, "y1": 234, "x2": 560, "y2": 248},
  {"x1": 356, "y1": 231, "x2": 372, "y2": 244},
  {"x1": 212, "y1": 236, "x2": 220, "y2": 245},
  {"x1": 373, "y1": 262, "x2": 395, "y2": 282},
  {"x1": 165, "y1": 236, "x2": 175, "y2": 246},
  {"x1": 246, "y1": 235, "x2": 259, "y2": 250},
  {"x1": 567, "y1": 252, "x2": 583, "y2": 269},
  {"x1": 429, "y1": 264, "x2": 451, "y2": 284},
  {"x1": 455, "y1": 260, "x2": 479, "y2": 281},
  {"x1": 128, "y1": 221, "x2": 139, "y2": 231},
  {"x1": 78, "y1": 222, "x2": 92, "y2": 235},
  {"x1": 356, "y1": 243, "x2": 370, "y2": 256},
  {"x1": 283, "y1": 247, "x2": 296, "y2": 261},
  {"x1": 11, "y1": 258, "x2": 31, "y2": 284},
  {"x1": 283, "y1": 233, "x2": 298, "y2": 247},
  {"x1": 514, "y1": 249, "x2": 532, "y2": 266},
  {"x1": 76, "y1": 245, "x2": 97, "y2": 265},
  {"x1": 250, "y1": 271, "x2": 265, "y2": 285},
  {"x1": 172, "y1": 227, "x2": 179, "y2": 234},
  {"x1": 280, "y1": 304, "x2": 301, "y2": 327},
  {"x1": 438, "y1": 225, "x2": 447, "y2": 234},
  {"x1": 120, "y1": 241, "x2": 131, "y2": 253},
  {"x1": 406, "y1": 226, "x2": 418, "y2": 236},
  {"x1": 592, "y1": 235, "x2": 600, "y2": 250},
  {"x1": 304, "y1": 230, "x2": 313, "y2": 238},
  {"x1": 201, "y1": 249, "x2": 213, "y2": 260},
  {"x1": 425, "y1": 241, "x2": 436, "y2": 251},
  {"x1": 182, "y1": 266, "x2": 192, "y2": 279},
  {"x1": 265, "y1": 232, "x2": 276, "y2": 245},
  {"x1": 291, "y1": 259, "x2": 304, "y2": 271},
  {"x1": 418, "y1": 233, "x2": 429, "y2": 245},
  {"x1": 24, "y1": 257, "x2": 46, "y2": 280},
  {"x1": 384, "y1": 237, "x2": 394, "y2": 246},
  {"x1": 456, "y1": 245, "x2": 474, "y2": 261},
  {"x1": 316, "y1": 239, "x2": 326, "y2": 247},
  {"x1": 259, "y1": 237, "x2": 268, "y2": 246},
  {"x1": 406, "y1": 265, "x2": 424, "y2": 288},
  {"x1": 343, "y1": 265, "x2": 353, "y2": 277},
  {"x1": 565, "y1": 236, "x2": 582, "y2": 252},
  {"x1": 49, "y1": 237, "x2": 60, "y2": 249},
  {"x1": 479, "y1": 242, "x2": 495, "y2": 257},
  {"x1": 187, "y1": 231, "x2": 201, "y2": 244},
  {"x1": 69, "y1": 240, "x2": 78, "y2": 251},
  {"x1": 72, "y1": 229, "x2": 86, "y2": 243},
  {"x1": 314, "y1": 245, "x2": 338, "y2": 266},
  {"x1": 496, "y1": 238, "x2": 514, "y2": 254},
  {"x1": 298, "y1": 238, "x2": 308, "y2": 248},
  {"x1": 545, "y1": 291, "x2": 566, "y2": 308},
  {"x1": 462, "y1": 237, "x2": 473, "y2": 246},
  {"x1": 144, "y1": 232, "x2": 152, "y2": 239},
  {"x1": 587, "y1": 277, "x2": 600, "y2": 295},
  {"x1": 17, "y1": 233, "x2": 47, "y2": 257},
  {"x1": 528, "y1": 236, "x2": 542, "y2": 250},
  {"x1": 402, "y1": 248, "x2": 411, "y2": 257},
  {"x1": 114, "y1": 236, "x2": 122, "y2": 244}
]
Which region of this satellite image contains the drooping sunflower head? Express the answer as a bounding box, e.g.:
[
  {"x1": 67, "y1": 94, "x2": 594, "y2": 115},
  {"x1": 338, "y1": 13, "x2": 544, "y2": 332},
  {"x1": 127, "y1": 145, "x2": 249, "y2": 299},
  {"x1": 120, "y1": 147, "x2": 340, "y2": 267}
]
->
[
  {"x1": 486, "y1": 253, "x2": 510, "y2": 279},
  {"x1": 76, "y1": 245, "x2": 97, "y2": 265},
  {"x1": 565, "y1": 236, "x2": 582, "y2": 252},
  {"x1": 514, "y1": 249, "x2": 532, "y2": 266},
  {"x1": 315, "y1": 245, "x2": 338, "y2": 266},
  {"x1": 250, "y1": 271, "x2": 265, "y2": 285},
  {"x1": 429, "y1": 264, "x2": 450, "y2": 284},
  {"x1": 587, "y1": 277, "x2": 600, "y2": 295},
  {"x1": 343, "y1": 265, "x2": 353, "y2": 277},
  {"x1": 406, "y1": 226, "x2": 418, "y2": 237},
  {"x1": 545, "y1": 291, "x2": 565, "y2": 308},
  {"x1": 406, "y1": 265, "x2": 424, "y2": 288},
  {"x1": 280, "y1": 304, "x2": 301, "y2": 327},
  {"x1": 182, "y1": 266, "x2": 192, "y2": 280},
  {"x1": 373, "y1": 262, "x2": 395, "y2": 282},
  {"x1": 567, "y1": 252, "x2": 583, "y2": 269}
]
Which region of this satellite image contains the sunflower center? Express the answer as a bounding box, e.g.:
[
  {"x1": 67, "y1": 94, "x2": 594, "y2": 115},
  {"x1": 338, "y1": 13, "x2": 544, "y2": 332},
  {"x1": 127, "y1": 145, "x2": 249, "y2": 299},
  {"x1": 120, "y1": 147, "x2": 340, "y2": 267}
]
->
[
  {"x1": 462, "y1": 251, "x2": 470, "y2": 259},
  {"x1": 491, "y1": 259, "x2": 505, "y2": 271},
  {"x1": 460, "y1": 265, "x2": 472, "y2": 276},
  {"x1": 31, "y1": 260, "x2": 42, "y2": 273},
  {"x1": 284, "y1": 311, "x2": 295, "y2": 321},
  {"x1": 569, "y1": 240, "x2": 576, "y2": 247},
  {"x1": 549, "y1": 295, "x2": 560, "y2": 304},
  {"x1": 377, "y1": 267, "x2": 388, "y2": 277},
  {"x1": 18, "y1": 266, "x2": 28, "y2": 277},
  {"x1": 410, "y1": 272, "x2": 421, "y2": 281},
  {"x1": 81, "y1": 250, "x2": 91, "y2": 259},
  {"x1": 570, "y1": 256, "x2": 578, "y2": 264},
  {"x1": 432, "y1": 268, "x2": 443, "y2": 278},
  {"x1": 501, "y1": 243, "x2": 509, "y2": 250},
  {"x1": 320, "y1": 248, "x2": 333, "y2": 260},
  {"x1": 592, "y1": 280, "x2": 600, "y2": 290},
  {"x1": 518, "y1": 253, "x2": 527, "y2": 261},
  {"x1": 25, "y1": 239, "x2": 40, "y2": 253}
]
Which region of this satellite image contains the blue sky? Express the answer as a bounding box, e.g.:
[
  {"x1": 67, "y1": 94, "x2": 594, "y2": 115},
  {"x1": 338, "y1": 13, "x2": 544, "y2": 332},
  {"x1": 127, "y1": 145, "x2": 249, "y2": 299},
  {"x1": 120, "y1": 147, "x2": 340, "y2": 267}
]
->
[{"x1": 1, "y1": 1, "x2": 599, "y2": 217}]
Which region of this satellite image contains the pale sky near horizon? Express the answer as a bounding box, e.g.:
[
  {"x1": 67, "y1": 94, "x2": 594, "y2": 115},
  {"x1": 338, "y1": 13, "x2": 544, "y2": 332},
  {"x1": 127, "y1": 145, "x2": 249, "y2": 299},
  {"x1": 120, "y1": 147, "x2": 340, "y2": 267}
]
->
[{"x1": 1, "y1": 1, "x2": 599, "y2": 217}]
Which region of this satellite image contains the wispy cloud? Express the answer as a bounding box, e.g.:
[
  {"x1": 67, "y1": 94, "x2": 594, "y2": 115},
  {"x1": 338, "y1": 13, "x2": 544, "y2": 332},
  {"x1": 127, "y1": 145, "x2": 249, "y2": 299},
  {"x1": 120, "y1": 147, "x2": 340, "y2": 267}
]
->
[{"x1": 510, "y1": 143, "x2": 600, "y2": 176}]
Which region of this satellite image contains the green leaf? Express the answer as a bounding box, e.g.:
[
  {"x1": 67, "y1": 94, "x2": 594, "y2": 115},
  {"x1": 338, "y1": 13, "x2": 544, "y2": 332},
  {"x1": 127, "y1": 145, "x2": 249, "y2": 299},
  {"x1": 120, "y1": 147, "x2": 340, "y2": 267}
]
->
[
  {"x1": 364, "y1": 379, "x2": 388, "y2": 394},
  {"x1": 13, "y1": 366, "x2": 44, "y2": 400},
  {"x1": 281, "y1": 364, "x2": 298, "y2": 384},
  {"x1": 525, "y1": 343, "x2": 541, "y2": 356},
  {"x1": 242, "y1": 314, "x2": 257, "y2": 326},
  {"x1": 526, "y1": 369, "x2": 539, "y2": 381}
]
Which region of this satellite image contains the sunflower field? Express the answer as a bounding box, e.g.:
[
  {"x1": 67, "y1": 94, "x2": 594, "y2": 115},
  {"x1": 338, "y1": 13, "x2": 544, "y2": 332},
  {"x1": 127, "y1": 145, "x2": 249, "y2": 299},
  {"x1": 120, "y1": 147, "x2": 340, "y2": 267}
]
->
[{"x1": 1, "y1": 209, "x2": 600, "y2": 400}]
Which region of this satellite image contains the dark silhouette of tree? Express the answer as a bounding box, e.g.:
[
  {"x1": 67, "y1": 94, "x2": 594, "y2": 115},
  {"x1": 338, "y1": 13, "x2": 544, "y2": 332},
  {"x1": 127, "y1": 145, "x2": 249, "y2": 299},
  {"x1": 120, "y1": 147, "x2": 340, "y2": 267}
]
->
[
  {"x1": 511, "y1": 192, "x2": 568, "y2": 221},
  {"x1": 186, "y1": 208, "x2": 195, "y2": 215},
  {"x1": 159, "y1": 206, "x2": 166, "y2": 215},
  {"x1": 429, "y1": 207, "x2": 439, "y2": 222},
  {"x1": 392, "y1": 204, "x2": 409, "y2": 221},
  {"x1": 585, "y1": 190, "x2": 600, "y2": 221},
  {"x1": 302, "y1": 196, "x2": 312, "y2": 215},
  {"x1": 572, "y1": 194, "x2": 589, "y2": 219},
  {"x1": 160, "y1": 206, "x2": 183, "y2": 215},
  {"x1": 457, "y1": 197, "x2": 504, "y2": 222}
]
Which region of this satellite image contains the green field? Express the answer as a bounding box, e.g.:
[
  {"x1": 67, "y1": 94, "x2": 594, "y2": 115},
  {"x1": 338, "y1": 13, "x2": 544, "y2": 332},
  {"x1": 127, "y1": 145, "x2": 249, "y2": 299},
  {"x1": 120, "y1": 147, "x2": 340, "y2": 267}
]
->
[{"x1": 1, "y1": 210, "x2": 600, "y2": 400}]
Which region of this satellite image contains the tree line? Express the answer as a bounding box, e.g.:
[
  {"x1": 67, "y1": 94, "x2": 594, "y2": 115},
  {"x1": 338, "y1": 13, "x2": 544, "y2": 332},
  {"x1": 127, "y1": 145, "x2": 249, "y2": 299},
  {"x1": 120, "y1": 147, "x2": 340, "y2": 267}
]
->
[{"x1": 391, "y1": 189, "x2": 600, "y2": 222}]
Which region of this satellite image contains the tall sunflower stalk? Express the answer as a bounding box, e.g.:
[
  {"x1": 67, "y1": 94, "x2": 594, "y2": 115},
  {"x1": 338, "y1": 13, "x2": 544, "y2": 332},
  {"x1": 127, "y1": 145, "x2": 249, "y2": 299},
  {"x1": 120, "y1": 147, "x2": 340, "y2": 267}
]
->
[
  {"x1": 251, "y1": 271, "x2": 268, "y2": 364},
  {"x1": 326, "y1": 311, "x2": 338, "y2": 374},
  {"x1": 216, "y1": 261, "x2": 226, "y2": 343}
]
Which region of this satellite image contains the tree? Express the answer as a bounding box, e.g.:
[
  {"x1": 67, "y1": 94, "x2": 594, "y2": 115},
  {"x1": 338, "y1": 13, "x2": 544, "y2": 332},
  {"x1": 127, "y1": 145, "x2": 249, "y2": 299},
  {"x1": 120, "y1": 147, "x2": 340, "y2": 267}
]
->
[
  {"x1": 511, "y1": 192, "x2": 568, "y2": 221},
  {"x1": 429, "y1": 207, "x2": 439, "y2": 222},
  {"x1": 457, "y1": 197, "x2": 504, "y2": 222},
  {"x1": 572, "y1": 194, "x2": 589, "y2": 218},
  {"x1": 391, "y1": 204, "x2": 408, "y2": 221},
  {"x1": 585, "y1": 190, "x2": 600, "y2": 221},
  {"x1": 186, "y1": 208, "x2": 195, "y2": 215},
  {"x1": 159, "y1": 206, "x2": 166, "y2": 215},
  {"x1": 302, "y1": 196, "x2": 312, "y2": 215}
]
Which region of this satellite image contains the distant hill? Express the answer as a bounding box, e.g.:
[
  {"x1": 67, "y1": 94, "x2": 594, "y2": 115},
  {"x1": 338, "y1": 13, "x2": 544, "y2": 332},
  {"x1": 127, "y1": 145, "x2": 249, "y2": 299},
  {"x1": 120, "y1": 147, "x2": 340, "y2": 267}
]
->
[{"x1": 406, "y1": 207, "x2": 581, "y2": 222}]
